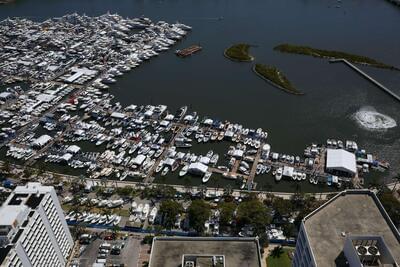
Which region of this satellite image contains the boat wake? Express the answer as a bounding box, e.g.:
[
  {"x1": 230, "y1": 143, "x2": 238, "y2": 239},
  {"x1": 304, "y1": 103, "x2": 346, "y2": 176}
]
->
[{"x1": 353, "y1": 107, "x2": 397, "y2": 131}]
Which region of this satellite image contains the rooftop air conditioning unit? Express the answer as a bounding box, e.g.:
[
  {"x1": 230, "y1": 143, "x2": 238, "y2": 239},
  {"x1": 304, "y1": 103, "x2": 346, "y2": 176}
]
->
[
  {"x1": 355, "y1": 245, "x2": 367, "y2": 256},
  {"x1": 366, "y1": 246, "x2": 380, "y2": 256},
  {"x1": 184, "y1": 261, "x2": 194, "y2": 267}
]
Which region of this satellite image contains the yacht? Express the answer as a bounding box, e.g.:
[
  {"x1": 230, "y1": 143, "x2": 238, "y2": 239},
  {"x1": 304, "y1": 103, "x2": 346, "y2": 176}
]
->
[
  {"x1": 179, "y1": 165, "x2": 188, "y2": 177},
  {"x1": 148, "y1": 207, "x2": 157, "y2": 224},
  {"x1": 161, "y1": 166, "x2": 169, "y2": 176},
  {"x1": 275, "y1": 167, "x2": 283, "y2": 181},
  {"x1": 202, "y1": 172, "x2": 212, "y2": 183},
  {"x1": 141, "y1": 204, "x2": 150, "y2": 221}
]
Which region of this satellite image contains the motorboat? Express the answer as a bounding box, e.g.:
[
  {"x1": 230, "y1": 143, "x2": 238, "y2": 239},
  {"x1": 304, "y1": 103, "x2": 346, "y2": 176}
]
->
[
  {"x1": 179, "y1": 165, "x2": 188, "y2": 177},
  {"x1": 148, "y1": 207, "x2": 157, "y2": 224},
  {"x1": 202, "y1": 172, "x2": 212, "y2": 183},
  {"x1": 113, "y1": 216, "x2": 121, "y2": 226},
  {"x1": 275, "y1": 167, "x2": 283, "y2": 181},
  {"x1": 161, "y1": 166, "x2": 169, "y2": 176},
  {"x1": 141, "y1": 204, "x2": 150, "y2": 221},
  {"x1": 155, "y1": 161, "x2": 164, "y2": 173}
]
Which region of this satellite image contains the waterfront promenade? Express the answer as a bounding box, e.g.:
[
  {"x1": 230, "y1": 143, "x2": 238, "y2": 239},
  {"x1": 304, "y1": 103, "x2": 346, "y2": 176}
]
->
[{"x1": 1, "y1": 161, "x2": 336, "y2": 200}]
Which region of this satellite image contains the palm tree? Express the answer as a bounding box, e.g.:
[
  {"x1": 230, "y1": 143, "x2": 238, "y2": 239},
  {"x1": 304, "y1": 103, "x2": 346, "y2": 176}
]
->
[
  {"x1": 1, "y1": 160, "x2": 10, "y2": 174},
  {"x1": 392, "y1": 173, "x2": 400, "y2": 193},
  {"x1": 79, "y1": 174, "x2": 86, "y2": 185},
  {"x1": 198, "y1": 185, "x2": 207, "y2": 197},
  {"x1": 223, "y1": 184, "x2": 233, "y2": 196},
  {"x1": 270, "y1": 246, "x2": 284, "y2": 258}
]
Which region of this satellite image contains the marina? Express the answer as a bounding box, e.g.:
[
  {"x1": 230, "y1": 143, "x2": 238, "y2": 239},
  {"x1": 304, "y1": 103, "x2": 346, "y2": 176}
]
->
[{"x1": 0, "y1": 0, "x2": 399, "y2": 193}]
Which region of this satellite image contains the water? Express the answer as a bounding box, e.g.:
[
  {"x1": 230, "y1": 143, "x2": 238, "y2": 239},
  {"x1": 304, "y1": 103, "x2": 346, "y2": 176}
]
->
[{"x1": 1, "y1": 0, "x2": 400, "y2": 190}]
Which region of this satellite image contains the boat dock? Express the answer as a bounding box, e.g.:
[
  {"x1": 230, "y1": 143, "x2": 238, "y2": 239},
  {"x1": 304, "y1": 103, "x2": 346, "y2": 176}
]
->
[
  {"x1": 330, "y1": 59, "x2": 400, "y2": 102},
  {"x1": 175, "y1": 45, "x2": 202, "y2": 57}
]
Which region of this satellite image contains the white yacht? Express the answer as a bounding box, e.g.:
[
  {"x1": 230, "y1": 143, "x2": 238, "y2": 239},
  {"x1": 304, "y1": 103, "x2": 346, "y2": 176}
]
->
[{"x1": 275, "y1": 167, "x2": 283, "y2": 181}]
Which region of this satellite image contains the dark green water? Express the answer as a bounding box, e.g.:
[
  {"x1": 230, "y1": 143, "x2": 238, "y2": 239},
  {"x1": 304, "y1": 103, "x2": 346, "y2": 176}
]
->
[{"x1": 1, "y1": 0, "x2": 400, "y2": 191}]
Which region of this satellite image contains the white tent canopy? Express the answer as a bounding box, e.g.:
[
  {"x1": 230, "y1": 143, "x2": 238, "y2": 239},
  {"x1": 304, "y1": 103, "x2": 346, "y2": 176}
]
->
[
  {"x1": 283, "y1": 166, "x2": 294, "y2": 177},
  {"x1": 133, "y1": 154, "x2": 146, "y2": 166},
  {"x1": 326, "y1": 149, "x2": 356, "y2": 175},
  {"x1": 32, "y1": 135, "x2": 52, "y2": 147},
  {"x1": 188, "y1": 162, "x2": 208, "y2": 176}
]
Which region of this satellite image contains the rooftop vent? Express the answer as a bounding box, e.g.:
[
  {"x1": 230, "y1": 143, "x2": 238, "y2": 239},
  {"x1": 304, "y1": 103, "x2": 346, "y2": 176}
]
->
[
  {"x1": 356, "y1": 246, "x2": 367, "y2": 256},
  {"x1": 367, "y1": 246, "x2": 379, "y2": 256}
]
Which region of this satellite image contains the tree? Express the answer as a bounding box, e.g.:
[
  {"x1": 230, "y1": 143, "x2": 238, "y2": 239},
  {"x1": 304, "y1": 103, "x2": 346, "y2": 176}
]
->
[
  {"x1": 159, "y1": 200, "x2": 183, "y2": 229},
  {"x1": 1, "y1": 160, "x2": 10, "y2": 174},
  {"x1": 198, "y1": 185, "x2": 207, "y2": 198},
  {"x1": 223, "y1": 184, "x2": 233, "y2": 196},
  {"x1": 270, "y1": 246, "x2": 284, "y2": 258},
  {"x1": 53, "y1": 173, "x2": 62, "y2": 185},
  {"x1": 142, "y1": 235, "x2": 154, "y2": 245},
  {"x1": 111, "y1": 225, "x2": 120, "y2": 239},
  {"x1": 219, "y1": 202, "x2": 236, "y2": 227},
  {"x1": 258, "y1": 232, "x2": 269, "y2": 249},
  {"x1": 188, "y1": 200, "x2": 211, "y2": 234},
  {"x1": 23, "y1": 168, "x2": 33, "y2": 179},
  {"x1": 116, "y1": 186, "x2": 134, "y2": 198},
  {"x1": 392, "y1": 173, "x2": 400, "y2": 193},
  {"x1": 272, "y1": 197, "x2": 293, "y2": 217},
  {"x1": 378, "y1": 189, "x2": 400, "y2": 227},
  {"x1": 282, "y1": 223, "x2": 296, "y2": 238},
  {"x1": 237, "y1": 199, "x2": 271, "y2": 235},
  {"x1": 37, "y1": 163, "x2": 46, "y2": 176}
]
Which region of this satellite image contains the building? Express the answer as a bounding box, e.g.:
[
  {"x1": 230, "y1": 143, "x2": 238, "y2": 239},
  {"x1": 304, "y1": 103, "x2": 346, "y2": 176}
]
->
[
  {"x1": 325, "y1": 149, "x2": 357, "y2": 177},
  {"x1": 149, "y1": 237, "x2": 262, "y2": 267},
  {"x1": 292, "y1": 190, "x2": 400, "y2": 267},
  {"x1": 0, "y1": 183, "x2": 74, "y2": 267},
  {"x1": 31, "y1": 135, "x2": 52, "y2": 148}
]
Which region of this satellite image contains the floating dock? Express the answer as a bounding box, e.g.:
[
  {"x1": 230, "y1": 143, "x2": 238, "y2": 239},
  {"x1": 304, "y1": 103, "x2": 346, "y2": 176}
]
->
[{"x1": 175, "y1": 45, "x2": 202, "y2": 57}]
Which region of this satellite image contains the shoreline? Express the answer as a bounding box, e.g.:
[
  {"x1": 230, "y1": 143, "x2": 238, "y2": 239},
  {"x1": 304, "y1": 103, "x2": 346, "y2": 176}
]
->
[
  {"x1": 1, "y1": 161, "x2": 339, "y2": 197},
  {"x1": 223, "y1": 49, "x2": 254, "y2": 62},
  {"x1": 252, "y1": 65, "x2": 304, "y2": 95},
  {"x1": 274, "y1": 44, "x2": 400, "y2": 71},
  {"x1": 224, "y1": 44, "x2": 254, "y2": 62}
]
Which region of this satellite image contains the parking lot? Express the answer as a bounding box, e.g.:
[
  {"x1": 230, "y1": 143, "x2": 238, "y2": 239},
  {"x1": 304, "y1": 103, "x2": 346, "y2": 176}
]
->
[{"x1": 78, "y1": 234, "x2": 141, "y2": 267}]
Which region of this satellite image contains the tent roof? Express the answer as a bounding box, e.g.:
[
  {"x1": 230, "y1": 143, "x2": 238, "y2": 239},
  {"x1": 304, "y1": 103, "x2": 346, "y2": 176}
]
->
[{"x1": 326, "y1": 149, "x2": 356, "y2": 174}]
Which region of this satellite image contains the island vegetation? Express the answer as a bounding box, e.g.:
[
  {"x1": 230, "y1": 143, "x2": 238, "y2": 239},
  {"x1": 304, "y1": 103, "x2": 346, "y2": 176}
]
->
[
  {"x1": 274, "y1": 44, "x2": 399, "y2": 70},
  {"x1": 224, "y1": 43, "x2": 254, "y2": 62},
  {"x1": 253, "y1": 63, "x2": 303, "y2": 95}
]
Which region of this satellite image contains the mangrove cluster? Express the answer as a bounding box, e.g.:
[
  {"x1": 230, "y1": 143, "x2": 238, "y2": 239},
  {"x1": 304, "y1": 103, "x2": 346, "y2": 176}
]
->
[
  {"x1": 224, "y1": 43, "x2": 254, "y2": 62},
  {"x1": 274, "y1": 44, "x2": 399, "y2": 70},
  {"x1": 253, "y1": 64, "x2": 303, "y2": 95}
]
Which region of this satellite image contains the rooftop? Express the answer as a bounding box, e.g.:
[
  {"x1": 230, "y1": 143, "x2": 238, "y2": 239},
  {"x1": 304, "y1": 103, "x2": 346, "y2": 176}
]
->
[
  {"x1": 303, "y1": 190, "x2": 400, "y2": 267},
  {"x1": 149, "y1": 237, "x2": 261, "y2": 267}
]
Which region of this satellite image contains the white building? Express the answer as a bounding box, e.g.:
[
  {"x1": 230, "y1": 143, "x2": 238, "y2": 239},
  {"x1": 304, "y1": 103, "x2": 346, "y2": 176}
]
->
[
  {"x1": 325, "y1": 149, "x2": 356, "y2": 177},
  {"x1": 292, "y1": 190, "x2": 400, "y2": 267},
  {"x1": 0, "y1": 183, "x2": 74, "y2": 267},
  {"x1": 32, "y1": 135, "x2": 52, "y2": 148},
  {"x1": 188, "y1": 162, "x2": 208, "y2": 176}
]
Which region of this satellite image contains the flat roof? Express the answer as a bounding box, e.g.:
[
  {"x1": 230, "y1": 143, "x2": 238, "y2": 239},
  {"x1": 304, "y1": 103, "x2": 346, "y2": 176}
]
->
[
  {"x1": 149, "y1": 237, "x2": 261, "y2": 267},
  {"x1": 303, "y1": 190, "x2": 400, "y2": 267},
  {"x1": 326, "y1": 149, "x2": 356, "y2": 174}
]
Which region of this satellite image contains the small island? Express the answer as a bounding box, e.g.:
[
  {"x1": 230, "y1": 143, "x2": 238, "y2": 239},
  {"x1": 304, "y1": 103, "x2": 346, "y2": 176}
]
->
[
  {"x1": 253, "y1": 63, "x2": 303, "y2": 95},
  {"x1": 274, "y1": 44, "x2": 399, "y2": 70},
  {"x1": 224, "y1": 43, "x2": 254, "y2": 62}
]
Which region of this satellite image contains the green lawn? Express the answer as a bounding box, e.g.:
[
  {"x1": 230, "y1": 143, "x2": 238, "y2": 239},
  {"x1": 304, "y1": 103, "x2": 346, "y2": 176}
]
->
[{"x1": 267, "y1": 248, "x2": 294, "y2": 267}]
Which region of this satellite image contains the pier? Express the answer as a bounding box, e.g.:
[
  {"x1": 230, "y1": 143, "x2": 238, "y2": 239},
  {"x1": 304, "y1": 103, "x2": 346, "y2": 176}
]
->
[{"x1": 330, "y1": 59, "x2": 400, "y2": 102}]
